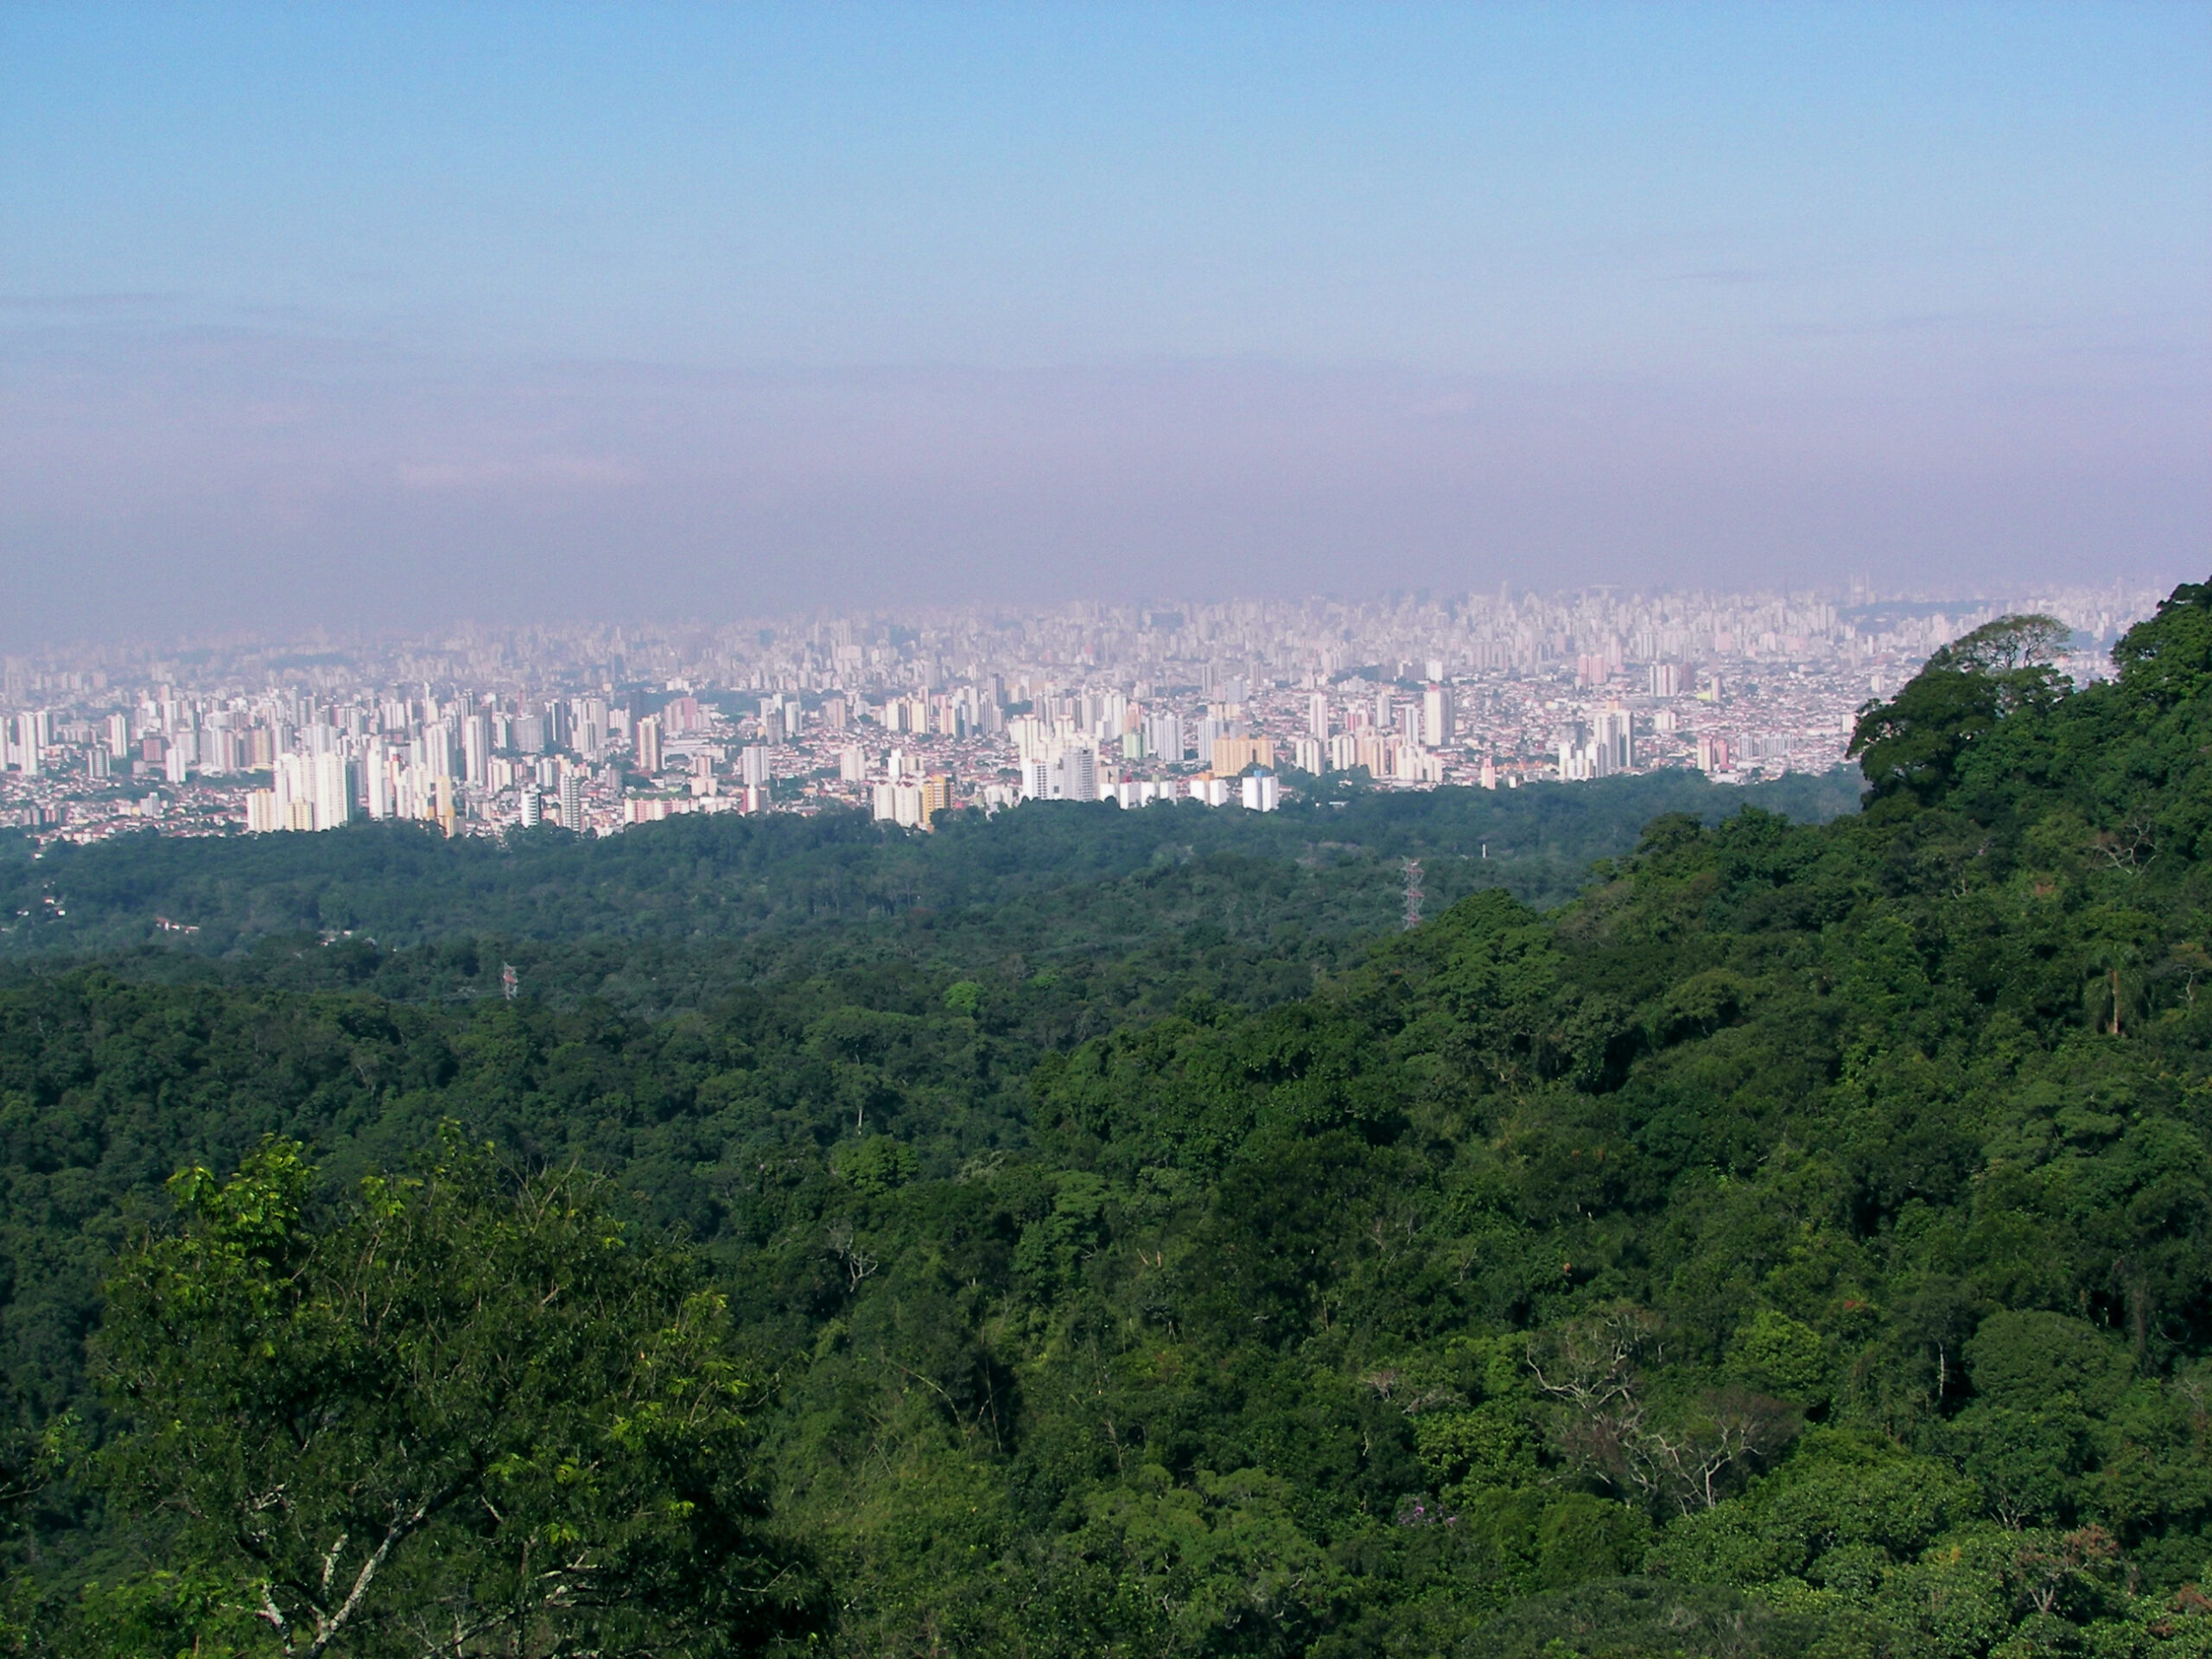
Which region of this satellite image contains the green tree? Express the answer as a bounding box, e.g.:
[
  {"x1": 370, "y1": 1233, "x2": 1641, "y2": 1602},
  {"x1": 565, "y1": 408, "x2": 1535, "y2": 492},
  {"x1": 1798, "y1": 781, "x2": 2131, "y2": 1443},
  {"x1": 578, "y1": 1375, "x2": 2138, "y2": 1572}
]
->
[
  {"x1": 89, "y1": 1137, "x2": 813, "y2": 1657},
  {"x1": 1849, "y1": 613, "x2": 2069, "y2": 804},
  {"x1": 2111, "y1": 580, "x2": 2212, "y2": 709}
]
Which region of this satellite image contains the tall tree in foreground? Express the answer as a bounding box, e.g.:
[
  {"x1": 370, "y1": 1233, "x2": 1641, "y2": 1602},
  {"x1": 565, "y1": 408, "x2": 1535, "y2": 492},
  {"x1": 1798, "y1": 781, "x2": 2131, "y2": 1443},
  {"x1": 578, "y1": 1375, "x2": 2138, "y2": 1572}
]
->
[{"x1": 85, "y1": 1136, "x2": 815, "y2": 1657}]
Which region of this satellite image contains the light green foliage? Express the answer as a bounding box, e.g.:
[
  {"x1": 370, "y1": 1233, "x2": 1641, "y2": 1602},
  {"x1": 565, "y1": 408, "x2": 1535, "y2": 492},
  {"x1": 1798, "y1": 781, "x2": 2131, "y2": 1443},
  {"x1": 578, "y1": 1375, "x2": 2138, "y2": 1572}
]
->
[
  {"x1": 833, "y1": 1133, "x2": 920, "y2": 1195},
  {"x1": 82, "y1": 1138, "x2": 810, "y2": 1656},
  {"x1": 1732, "y1": 1309, "x2": 1830, "y2": 1403}
]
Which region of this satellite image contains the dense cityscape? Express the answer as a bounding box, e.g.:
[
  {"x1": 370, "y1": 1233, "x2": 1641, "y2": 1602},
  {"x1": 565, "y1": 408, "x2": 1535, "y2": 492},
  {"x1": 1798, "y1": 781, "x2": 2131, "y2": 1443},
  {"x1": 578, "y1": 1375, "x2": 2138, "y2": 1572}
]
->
[{"x1": 0, "y1": 582, "x2": 2165, "y2": 845}]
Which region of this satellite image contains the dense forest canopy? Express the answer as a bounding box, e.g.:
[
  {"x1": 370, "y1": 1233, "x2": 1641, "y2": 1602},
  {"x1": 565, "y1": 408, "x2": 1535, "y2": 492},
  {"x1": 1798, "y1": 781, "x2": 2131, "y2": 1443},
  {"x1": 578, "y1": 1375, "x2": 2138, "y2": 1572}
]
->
[
  {"x1": 2, "y1": 580, "x2": 2209, "y2": 1656},
  {"x1": 0, "y1": 766, "x2": 1856, "y2": 963}
]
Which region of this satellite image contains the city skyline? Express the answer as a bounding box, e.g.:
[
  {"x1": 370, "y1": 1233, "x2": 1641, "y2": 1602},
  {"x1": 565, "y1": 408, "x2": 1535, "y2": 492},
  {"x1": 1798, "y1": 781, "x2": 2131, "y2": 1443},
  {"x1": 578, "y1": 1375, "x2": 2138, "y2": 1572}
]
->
[{"x1": 0, "y1": 578, "x2": 2170, "y2": 846}]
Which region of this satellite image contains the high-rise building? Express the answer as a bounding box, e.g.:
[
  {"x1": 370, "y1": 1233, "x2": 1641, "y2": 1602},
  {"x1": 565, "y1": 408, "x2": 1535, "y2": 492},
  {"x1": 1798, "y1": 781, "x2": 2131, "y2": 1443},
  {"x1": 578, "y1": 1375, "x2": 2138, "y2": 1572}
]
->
[
  {"x1": 518, "y1": 788, "x2": 542, "y2": 828},
  {"x1": 1595, "y1": 705, "x2": 1633, "y2": 775},
  {"x1": 422, "y1": 719, "x2": 456, "y2": 779},
  {"x1": 572, "y1": 698, "x2": 607, "y2": 761},
  {"x1": 11, "y1": 713, "x2": 43, "y2": 777},
  {"x1": 462, "y1": 715, "x2": 492, "y2": 786},
  {"x1": 634, "y1": 715, "x2": 663, "y2": 774},
  {"x1": 919, "y1": 773, "x2": 952, "y2": 824},
  {"x1": 740, "y1": 744, "x2": 771, "y2": 787},
  {"x1": 873, "y1": 781, "x2": 927, "y2": 826},
  {"x1": 1058, "y1": 747, "x2": 1097, "y2": 803},
  {"x1": 1649, "y1": 662, "x2": 1683, "y2": 698},
  {"x1": 1240, "y1": 772, "x2": 1281, "y2": 812},
  {"x1": 1210, "y1": 735, "x2": 1275, "y2": 775},
  {"x1": 1558, "y1": 722, "x2": 1592, "y2": 782},
  {"x1": 559, "y1": 771, "x2": 585, "y2": 832},
  {"x1": 365, "y1": 748, "x2": 395, "y2": 819},
  {"x1": 1308, "y1": 691, "x2": 1329, "y2": 741},
  {"x1": 311, "y1": 752, "x2": 352, "y2": 830},
  {"x1": 1421, "y1": 683, "x2": 1454, "y2": 748}
]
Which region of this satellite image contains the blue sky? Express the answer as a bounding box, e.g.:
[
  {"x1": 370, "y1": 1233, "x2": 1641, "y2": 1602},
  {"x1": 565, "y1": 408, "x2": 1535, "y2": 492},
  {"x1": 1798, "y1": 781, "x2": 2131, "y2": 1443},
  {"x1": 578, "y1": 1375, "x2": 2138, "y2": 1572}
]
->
[{"x1": 1, "y1": 4, "x2": 2204, "y2": 640}]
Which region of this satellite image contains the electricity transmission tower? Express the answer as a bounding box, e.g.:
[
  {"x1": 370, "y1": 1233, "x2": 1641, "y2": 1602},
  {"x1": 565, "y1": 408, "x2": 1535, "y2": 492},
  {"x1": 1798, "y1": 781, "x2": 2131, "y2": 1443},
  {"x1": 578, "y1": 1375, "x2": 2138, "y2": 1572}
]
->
[{"x1": 1402, "y1": 859, "x2": 1423, "y2": 930}]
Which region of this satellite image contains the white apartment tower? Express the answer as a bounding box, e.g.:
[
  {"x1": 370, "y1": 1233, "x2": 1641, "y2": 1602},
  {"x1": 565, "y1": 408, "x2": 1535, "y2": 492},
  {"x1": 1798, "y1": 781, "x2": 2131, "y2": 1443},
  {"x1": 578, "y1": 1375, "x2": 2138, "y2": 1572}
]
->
[{"x1": 1421, "y1": 683, "x2": 1454, "y2": 748}]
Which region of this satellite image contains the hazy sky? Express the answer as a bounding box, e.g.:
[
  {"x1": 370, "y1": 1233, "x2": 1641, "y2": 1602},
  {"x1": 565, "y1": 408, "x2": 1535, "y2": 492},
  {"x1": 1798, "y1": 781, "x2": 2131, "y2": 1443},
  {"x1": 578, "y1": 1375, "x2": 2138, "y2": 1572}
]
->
[{"x1": 2, "y1": 4, "x2": 2205, "y2": 645}]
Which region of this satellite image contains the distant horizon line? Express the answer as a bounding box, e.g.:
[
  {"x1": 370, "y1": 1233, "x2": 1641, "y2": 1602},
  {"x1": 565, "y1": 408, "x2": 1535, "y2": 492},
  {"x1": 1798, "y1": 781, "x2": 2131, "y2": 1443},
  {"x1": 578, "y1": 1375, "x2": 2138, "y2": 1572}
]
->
[{"x1": 4, "y1": 575, "x2": 2191, "y2": 667}]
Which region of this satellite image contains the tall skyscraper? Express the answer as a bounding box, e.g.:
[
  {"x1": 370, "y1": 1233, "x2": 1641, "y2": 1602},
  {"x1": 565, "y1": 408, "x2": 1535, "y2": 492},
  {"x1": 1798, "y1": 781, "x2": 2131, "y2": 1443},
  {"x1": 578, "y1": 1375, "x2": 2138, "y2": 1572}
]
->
[
  {"x1": 559, "y1": 771, "x2": 584, "y2": 832},
  {"x1": 1308, "y1": 691, "x2": 1329, "y2": 741},
  {"x1": 311, "y1": 752, "x2": 352, "y2": 830},
  {"x1": 462, "y1": 715, "x2": 491, "y2": 786},
  {"x1": 365, "y1": 748, "x2": 395, "y2": 819},
  {"x1": 1595, "y1": 705, "x2": 1633, "y2": 775},
  {"x1": 635, "y1": 715, "x2": 663, "y2": 774},
  {"x1": 1421, "y1": 684, "x2": 1454, "y2": 748}
]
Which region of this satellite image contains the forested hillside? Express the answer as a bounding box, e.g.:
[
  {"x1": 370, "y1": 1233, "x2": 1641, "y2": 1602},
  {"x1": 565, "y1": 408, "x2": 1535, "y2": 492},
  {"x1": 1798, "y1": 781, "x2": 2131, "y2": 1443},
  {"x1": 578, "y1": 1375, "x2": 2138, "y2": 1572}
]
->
[
  {"x1": 3, "y1": 583, "x2": 2209, "y2": 1656},
  {"x1": 0, "y1": 768, "x2": 1856, "y2": 966}
]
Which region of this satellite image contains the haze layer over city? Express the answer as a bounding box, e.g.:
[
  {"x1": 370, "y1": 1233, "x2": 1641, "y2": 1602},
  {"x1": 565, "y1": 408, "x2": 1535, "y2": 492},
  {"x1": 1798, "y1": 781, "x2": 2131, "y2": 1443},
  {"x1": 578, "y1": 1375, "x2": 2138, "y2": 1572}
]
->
[{"x1": 3, "y1": 7, "x2": 2203, "y2": 646}]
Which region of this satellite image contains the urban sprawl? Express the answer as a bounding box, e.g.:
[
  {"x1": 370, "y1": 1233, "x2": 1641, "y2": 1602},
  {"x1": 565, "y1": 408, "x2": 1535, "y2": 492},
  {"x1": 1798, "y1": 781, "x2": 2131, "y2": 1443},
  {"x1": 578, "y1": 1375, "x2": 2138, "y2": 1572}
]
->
[{"x1": 0, "y1": 585, "x2": 2164, "y2": 845}]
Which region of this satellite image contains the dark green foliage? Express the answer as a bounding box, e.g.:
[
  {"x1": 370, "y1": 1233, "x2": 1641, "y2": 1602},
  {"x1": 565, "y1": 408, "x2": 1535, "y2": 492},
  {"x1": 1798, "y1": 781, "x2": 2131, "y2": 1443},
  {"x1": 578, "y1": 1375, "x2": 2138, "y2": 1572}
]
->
[
  {"x1": 1848, "y1": 613, "x2": 2071, "y2": 804},
  {"x1": 0, "y1": 769, "x2": 1859, "y2": 967},
  {"x1": 8, "y1": 585, "x2": 2212, "y2": 1653}
]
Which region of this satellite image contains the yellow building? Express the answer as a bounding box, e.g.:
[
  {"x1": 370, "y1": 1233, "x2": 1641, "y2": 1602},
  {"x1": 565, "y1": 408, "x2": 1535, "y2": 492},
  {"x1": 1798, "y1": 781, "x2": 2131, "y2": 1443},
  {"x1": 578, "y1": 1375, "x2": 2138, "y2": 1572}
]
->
[
  {"x1": 1209, "y1": 735, "x2": 1275, "y2": 775},
  {"x1": 919, "y1": 773, "x2": 954, "y2": 825}
]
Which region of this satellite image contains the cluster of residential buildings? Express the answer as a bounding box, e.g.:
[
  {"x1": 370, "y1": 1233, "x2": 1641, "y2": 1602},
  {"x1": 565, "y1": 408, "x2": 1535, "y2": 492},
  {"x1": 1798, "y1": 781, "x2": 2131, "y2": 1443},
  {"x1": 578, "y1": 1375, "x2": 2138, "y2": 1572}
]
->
[{"x1": 0, "y1": 582, "x2": 2164, "y2": 845}]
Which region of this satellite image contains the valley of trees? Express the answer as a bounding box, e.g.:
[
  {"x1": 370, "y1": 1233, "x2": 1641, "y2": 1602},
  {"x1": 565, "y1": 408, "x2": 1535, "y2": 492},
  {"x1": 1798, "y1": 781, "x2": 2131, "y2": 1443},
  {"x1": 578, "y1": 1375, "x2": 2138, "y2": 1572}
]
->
[{"x1": 1, "y1": 582, "x2": 2208, "y2": 1656}]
